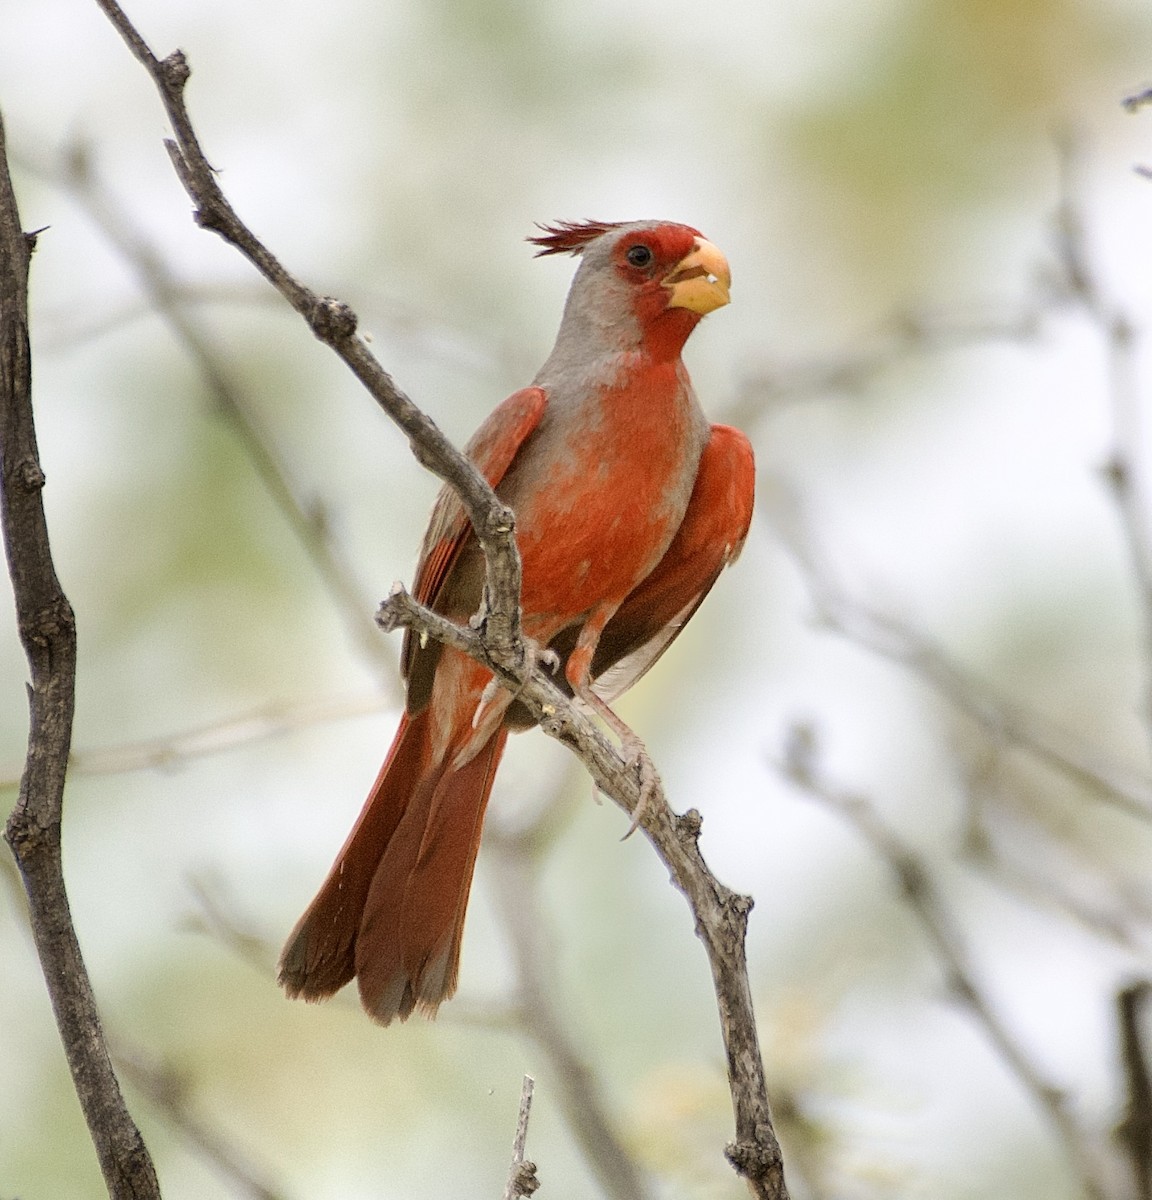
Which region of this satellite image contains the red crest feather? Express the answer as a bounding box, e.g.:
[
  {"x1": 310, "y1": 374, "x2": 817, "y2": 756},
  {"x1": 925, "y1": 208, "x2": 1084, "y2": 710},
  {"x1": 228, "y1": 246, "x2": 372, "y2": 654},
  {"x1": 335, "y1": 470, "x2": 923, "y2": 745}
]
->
[{"x1": 527, "y1": 220, "x2": 623, "y2": 257}]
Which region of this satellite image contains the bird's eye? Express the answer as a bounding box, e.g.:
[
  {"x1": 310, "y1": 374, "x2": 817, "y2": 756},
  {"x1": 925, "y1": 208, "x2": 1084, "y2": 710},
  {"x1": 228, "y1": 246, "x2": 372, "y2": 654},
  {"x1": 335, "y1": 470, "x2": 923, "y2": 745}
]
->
[{"x1": 625, "y1": 244, "x2": 653, "y2": 268}]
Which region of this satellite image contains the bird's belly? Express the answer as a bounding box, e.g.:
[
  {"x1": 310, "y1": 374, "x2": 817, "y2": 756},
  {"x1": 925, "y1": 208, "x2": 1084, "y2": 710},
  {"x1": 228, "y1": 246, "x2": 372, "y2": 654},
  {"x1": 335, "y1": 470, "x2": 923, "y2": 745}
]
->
[
  {"x1": 499, "y1": 357, "x2": 709, "y2": 633},
  {"x1": 514, "y1": 454, "x2": 690, "y2": 627}
]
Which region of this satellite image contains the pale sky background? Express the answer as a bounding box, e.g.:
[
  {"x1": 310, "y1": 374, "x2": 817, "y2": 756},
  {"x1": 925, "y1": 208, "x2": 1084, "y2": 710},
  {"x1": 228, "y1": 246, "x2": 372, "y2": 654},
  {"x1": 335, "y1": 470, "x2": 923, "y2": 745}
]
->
[{"x1": 3, "y1": 1, "x2": 1152, "y2": 1197}]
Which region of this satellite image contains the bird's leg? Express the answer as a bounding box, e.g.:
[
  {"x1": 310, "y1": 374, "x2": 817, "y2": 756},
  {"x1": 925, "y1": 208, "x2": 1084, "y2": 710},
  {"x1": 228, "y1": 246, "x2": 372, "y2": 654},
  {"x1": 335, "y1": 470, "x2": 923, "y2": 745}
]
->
[{"x1": 565, "y1": 613, "x2": 662, "y2": 837}]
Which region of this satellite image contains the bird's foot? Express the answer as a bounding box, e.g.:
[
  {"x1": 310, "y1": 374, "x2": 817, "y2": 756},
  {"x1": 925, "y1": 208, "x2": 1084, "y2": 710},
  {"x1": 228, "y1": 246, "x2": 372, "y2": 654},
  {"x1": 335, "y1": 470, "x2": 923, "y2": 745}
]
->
[
  {"x1": 571, "y1": 680, "x2": 664, "y2": 837},
  {"x1": 619, "y1": 729, "x2": 662, "y2": 840}
]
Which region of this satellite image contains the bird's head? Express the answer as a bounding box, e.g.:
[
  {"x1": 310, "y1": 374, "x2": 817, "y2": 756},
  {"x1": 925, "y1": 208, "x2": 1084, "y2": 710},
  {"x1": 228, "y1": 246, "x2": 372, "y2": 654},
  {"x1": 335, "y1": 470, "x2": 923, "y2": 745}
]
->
[{"x1": 530, "y1": 219, "x2": 731, "y2": 362}]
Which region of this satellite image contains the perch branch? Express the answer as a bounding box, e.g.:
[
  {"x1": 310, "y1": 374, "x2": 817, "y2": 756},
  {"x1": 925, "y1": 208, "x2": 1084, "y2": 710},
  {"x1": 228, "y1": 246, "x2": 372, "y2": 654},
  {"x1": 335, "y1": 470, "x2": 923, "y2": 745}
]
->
[
  {"x1": 377, "y1": 592, "x2": 787, "y2": 1196},
  {"x1": 0, "y1": 111, "x2": 161, "y2": 1199},
  {"x1": 92, "y1": 4, "x2": 787, "y2": 1194},
  {"x1": 92, "y1": 0, "x2": 525, "y2": 666}
]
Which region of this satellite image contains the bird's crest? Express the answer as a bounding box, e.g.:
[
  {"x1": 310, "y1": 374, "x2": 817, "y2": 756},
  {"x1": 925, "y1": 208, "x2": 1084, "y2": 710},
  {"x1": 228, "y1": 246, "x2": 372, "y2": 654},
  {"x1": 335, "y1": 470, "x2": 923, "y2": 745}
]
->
[{"x1": 528, "y1": 220, "x2": 623, "y2": 257}]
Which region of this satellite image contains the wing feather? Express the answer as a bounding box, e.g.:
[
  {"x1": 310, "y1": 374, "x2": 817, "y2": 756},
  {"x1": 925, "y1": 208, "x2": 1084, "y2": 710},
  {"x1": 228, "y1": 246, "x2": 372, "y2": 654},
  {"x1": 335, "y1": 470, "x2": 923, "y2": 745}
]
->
[
  {"x1": 402, "y1": 387, "x2": 547, "y2": 699},
  {"x1": 591, "y1": 424, "x2": 755, "y2": 701}
]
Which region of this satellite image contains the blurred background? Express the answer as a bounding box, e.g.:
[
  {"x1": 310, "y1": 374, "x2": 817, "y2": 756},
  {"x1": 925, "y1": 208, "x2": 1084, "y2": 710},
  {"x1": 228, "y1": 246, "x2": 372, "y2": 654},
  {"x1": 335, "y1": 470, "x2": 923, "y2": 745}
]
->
[{"x1": 3, "y1": 0, "x2": 1152, "y2": 1196}]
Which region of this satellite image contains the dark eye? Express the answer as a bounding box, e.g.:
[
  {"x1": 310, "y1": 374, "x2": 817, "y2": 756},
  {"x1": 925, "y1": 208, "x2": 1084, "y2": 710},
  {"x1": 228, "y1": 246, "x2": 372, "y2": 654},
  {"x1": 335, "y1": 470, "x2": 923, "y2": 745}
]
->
[{"x1": 625, "y1": 244, "x2": 653, "y2": 268}]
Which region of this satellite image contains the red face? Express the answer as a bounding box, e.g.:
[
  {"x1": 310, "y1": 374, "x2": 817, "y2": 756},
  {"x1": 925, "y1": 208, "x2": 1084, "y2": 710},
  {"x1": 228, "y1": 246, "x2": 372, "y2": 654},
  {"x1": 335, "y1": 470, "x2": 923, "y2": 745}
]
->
[{"x1": 610, "y1": 223, "x2": 706, "y2": 351}]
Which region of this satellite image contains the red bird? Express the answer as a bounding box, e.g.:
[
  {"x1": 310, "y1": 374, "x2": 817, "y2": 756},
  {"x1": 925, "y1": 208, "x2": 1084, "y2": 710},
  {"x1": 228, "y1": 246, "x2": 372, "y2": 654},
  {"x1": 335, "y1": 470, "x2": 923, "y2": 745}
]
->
[{"x1": 279, "y1": 220, "x2": 755, "y2": 1025}]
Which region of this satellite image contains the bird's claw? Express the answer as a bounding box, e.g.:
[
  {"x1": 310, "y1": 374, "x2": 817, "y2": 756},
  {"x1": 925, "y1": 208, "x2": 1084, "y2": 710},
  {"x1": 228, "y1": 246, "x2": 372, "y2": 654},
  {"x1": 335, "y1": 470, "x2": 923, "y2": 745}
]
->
[{"x1": 619, "y1": 735, "x2": 661, "y2": 840}]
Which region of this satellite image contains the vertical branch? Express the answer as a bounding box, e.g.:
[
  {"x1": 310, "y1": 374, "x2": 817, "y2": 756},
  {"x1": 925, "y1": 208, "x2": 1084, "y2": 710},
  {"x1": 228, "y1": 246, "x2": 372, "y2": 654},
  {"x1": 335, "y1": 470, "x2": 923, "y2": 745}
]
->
[{"x1": 0, "y1": 112, "x2": 162, "y2": 1198}]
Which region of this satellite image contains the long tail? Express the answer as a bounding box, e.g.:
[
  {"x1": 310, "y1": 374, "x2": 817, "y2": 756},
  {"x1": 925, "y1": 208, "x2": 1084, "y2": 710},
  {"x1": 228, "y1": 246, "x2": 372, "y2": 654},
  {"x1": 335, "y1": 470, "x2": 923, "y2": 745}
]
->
[{"x1": 278, "y1": 709, "x2": 508, "y2": 1025}]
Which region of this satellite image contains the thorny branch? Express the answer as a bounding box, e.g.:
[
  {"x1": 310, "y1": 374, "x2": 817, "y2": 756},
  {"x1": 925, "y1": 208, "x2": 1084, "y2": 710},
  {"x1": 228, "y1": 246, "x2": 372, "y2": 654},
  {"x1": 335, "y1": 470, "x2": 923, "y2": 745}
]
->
[
  {"x1": 0, "y1": 112, "x2": 161, "y2": 1198},
  {"x1": 92, "y1": 2, "x2": 787, "y2": 1194}
]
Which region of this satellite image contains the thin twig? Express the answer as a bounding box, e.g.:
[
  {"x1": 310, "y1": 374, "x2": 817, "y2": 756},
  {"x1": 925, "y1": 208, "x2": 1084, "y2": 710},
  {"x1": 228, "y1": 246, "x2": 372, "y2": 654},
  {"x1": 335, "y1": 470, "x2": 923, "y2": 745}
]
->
[
  {"x1": 92, "y1": 0, "x2": 526, "y2": 670},
  {"x1": 91, "y1": 8, "x2": 787, "y2": 1193},
  {"x1": 959, "y1": 751, "x2": 1152, "y2": 955},
  {"x1": 0, "y1": 110, "x2": 162, "y2": 1199},
  {"x1": 502, "y1": 1075, "x2": 540, "y2": 1200},
  {"x1": 1123, "y1": 87, "x2": 1152, "y2": 114},
  {"x1": 731, "y1": 302, "x2": 1043, "y2": 427},
  {"x1": 778, "y1": 722, "x2": 1113, "y2": 1200},
  {"x1": 487, "y1": 779, "x2": 658, "y2": 1200},
  {"x1": 34, "y1": 281, "x2": 282, "y2": 351}
]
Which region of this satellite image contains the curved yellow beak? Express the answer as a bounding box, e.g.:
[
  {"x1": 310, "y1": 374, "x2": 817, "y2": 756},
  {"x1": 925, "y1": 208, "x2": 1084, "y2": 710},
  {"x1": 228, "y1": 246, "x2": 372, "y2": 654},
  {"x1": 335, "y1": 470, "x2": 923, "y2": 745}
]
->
[{"x1": 663, "y1": 237, "x2": 731, "y2": 315}]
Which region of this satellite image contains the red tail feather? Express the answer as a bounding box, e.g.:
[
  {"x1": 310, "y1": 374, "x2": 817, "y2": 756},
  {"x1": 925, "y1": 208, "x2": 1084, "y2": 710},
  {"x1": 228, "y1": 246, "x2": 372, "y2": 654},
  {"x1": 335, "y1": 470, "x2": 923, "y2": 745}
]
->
[{"x1": 278, "y1": 713, "x2": 508, "y2": 1024}]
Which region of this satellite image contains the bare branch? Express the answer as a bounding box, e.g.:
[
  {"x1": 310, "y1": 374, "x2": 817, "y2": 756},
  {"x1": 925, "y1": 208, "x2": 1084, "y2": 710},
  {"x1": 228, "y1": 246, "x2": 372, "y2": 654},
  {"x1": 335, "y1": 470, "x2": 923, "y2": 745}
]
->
[
  {"x1": 778, "y1": 722, "x2": 1114, "y2": 1200},
  {"x1": 958, "y1": 751, "x2": 1152, "y2": 955},
  {"x1": 90, "y1": 7, "x2": 788, "y2": 1192},
  {"x1": 731, "y1": 302, "x2": 1043, "y2": 427},
  {"x1": 92, "y1": 0, "x2": 525, "y2": 666},
  {"x1": 502, "y1": 1075, "x2": 540, "y2": 1200},
  {"x1": 0, "y1": 110, "x2": 161, "y2": 1199},
  {"x1": 0, "y1": 692, "x2": 388, "y2": 791},
  {"x1": 780, "y1": 523, "x2": 1152, "y2": 822},
  {"x1": 377, "y1": 589, "x2": 788, "y2": 1195},
  {"x1": 1123, "y1": 87, "x2": 1152, "y2": 113}
]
